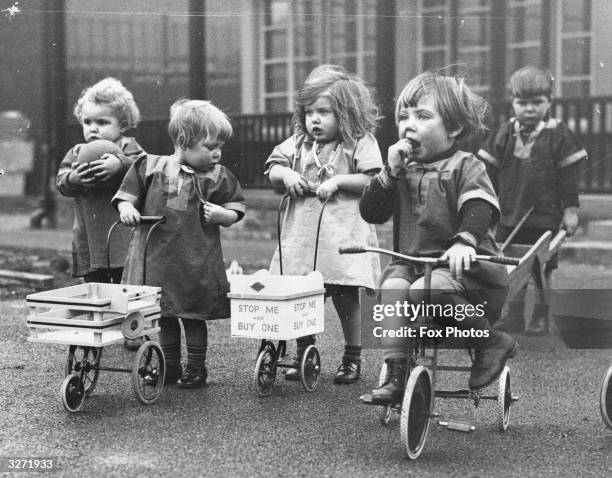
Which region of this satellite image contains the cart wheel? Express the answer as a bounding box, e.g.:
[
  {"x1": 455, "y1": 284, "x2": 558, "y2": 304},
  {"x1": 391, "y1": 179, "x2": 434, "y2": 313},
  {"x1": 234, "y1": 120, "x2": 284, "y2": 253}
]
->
[
  {"x1": 600, "y1": 363, "x2": 612, "y2": 429},
  {"x1": 400, "y1": 365, "x2": 433, "y2": 460},
  {"x1": 61, "y1": 373, "x2": 85, "y2": 412},
  {"x1": 253, "y1": 341, "x2": 277, "y2": 397},
  {"x1": 300, "y1": 345, "x2": 321, "y2": 392},
  {"x1": 497, "y1": 366, "x2": 512, "y2": 431},
  {"x1": 377, "y1": 361, "x2": 394, "y2": 425},
  {"x1": 65, "y1": 345, "x2": 102, "y2": 397},
  {"x1": 132, "y1": 341, "x2": 165, "y2": 405}
]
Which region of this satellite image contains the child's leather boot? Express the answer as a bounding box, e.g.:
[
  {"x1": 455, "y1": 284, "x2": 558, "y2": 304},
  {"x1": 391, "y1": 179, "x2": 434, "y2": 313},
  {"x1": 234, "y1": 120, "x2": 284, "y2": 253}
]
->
[
  {"x1": 469, "y1": 330, "x2": 517, "y2": 390},
  {"x1": 371, "y1": 358, "x2": 405, "y2": 403},
  {"x1": 177, "y1": 364, "x2": 208, "y2": 388}
]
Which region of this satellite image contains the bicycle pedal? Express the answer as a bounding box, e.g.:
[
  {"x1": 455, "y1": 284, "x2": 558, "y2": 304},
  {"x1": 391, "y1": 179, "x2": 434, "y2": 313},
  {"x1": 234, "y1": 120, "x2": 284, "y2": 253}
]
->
[
  {"x1": 359, "y1": 393, "x2": 398, "y2": 406},
  {"x1": 439, "y1": 420, "x2": 476, "y2": 432}
]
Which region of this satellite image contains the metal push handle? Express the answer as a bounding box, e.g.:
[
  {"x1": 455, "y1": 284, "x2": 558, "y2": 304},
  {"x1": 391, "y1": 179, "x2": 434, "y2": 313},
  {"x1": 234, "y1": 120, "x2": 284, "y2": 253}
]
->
[
  {"x1": 106, "y1": 216, "x2": 166, "y2": 283},
  {"x1": 277, "y1": 191, "x2": 331, "y2": 275}
]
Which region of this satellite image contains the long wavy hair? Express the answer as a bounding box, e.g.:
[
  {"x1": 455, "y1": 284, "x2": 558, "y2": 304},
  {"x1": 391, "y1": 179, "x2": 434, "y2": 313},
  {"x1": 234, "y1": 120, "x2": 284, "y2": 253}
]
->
[{"x1": 293, "y1": 64, "x2": 380, "y2": 143}]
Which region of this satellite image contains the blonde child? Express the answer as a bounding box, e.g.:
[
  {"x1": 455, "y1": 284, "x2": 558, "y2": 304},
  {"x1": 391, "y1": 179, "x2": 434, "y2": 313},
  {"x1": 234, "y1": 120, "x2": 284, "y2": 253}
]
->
[
  {"x1": 113, "y1": 99, "x2": 246, "y2": 388},
  {"x1": 478, "y1": 66, "x2": 587, "y2": 335},
  {"x1": 56, "y1": 77, "x2": 144, "y2": 349},
  {"x1": 265, "y1": 65, "x2": 383, "y2": 384},
  {"x1": 360, "y1": 71, "x2": 516, "y2": 400}
]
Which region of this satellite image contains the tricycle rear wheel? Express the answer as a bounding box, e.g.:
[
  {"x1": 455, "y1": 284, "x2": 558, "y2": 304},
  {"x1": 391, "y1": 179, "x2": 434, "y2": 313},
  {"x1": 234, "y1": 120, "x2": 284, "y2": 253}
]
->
[{"x1": 497, "y1": 366, "x2": 512, "y2": 431}]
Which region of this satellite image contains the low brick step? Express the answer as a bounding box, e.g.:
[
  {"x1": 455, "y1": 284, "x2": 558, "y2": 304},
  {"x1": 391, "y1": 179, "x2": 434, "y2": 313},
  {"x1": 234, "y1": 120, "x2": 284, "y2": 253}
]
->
[
  {"x1": 586, "y1": 220, "x2": 612, "y2": 241},
  {"x1": 0, "y1": 269, "x2": 54, "y2": 289}
]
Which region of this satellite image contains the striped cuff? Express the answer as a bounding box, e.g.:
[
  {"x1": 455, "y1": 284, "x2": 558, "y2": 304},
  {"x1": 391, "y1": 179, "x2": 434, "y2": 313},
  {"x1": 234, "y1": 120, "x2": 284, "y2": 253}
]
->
[{"x1": 378, "y1": 166, "x2": 399, "y2": 189}]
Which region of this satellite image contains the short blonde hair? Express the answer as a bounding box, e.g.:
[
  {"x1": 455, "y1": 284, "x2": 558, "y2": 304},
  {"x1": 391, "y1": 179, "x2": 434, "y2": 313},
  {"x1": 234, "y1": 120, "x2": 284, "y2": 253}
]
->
[
  {"x1": 73, "y1": 77, "x2": 141, "y2": 130},
  {"x1": 168, "y1": 99, "x2": 233, "y2": 149},
  {"x1": 395, "y1": 71, "x2": 488, "y2": 144}
]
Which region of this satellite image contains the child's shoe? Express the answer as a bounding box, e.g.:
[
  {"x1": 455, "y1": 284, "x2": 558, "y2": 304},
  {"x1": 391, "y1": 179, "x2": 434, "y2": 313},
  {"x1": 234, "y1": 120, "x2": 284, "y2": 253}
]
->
[
  {"x1": 177, "y1": 364, "x2": 208, "y2": 388},
  {"x1": 333, "y1": 359, "x2": 361, "y2": 384},
  {"x1": 469, "y1": 331, "x2": 517, "y2": 390},
  {"x1": 370, "y1": 358, "x2": 405, "y2": 403},
  {"x1": 164, "y1": 363, "x2": 182, "y2": 385}
]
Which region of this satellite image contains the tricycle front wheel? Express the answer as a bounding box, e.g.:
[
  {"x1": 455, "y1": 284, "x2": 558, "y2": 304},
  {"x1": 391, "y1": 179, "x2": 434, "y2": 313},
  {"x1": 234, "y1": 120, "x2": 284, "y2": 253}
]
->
[{"x1": 400, "y1": 365, "x2": 433, "y2": 460}]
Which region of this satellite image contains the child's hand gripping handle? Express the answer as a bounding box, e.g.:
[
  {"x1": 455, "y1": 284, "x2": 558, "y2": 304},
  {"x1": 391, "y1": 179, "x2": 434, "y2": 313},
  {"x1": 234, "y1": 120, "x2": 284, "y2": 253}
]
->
[
  {"x1": 139, "y1": 215, "x2": 166, "y2": 224},
  {"x1": 475, "y1": 255, "x2": 520, "y2": 266}
]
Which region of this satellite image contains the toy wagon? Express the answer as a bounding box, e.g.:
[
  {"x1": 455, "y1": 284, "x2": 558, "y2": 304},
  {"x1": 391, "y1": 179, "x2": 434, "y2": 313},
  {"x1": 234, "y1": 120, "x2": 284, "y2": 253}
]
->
[
  {"x1": 228, "y1": 269, "x2": 325, "y2": 396},
  {"x1": 228, "y1": 193, "x2": 329, "y2": 396},
  {"x1": 25, "y1": 216, "x2": 167, "y2": 412}
]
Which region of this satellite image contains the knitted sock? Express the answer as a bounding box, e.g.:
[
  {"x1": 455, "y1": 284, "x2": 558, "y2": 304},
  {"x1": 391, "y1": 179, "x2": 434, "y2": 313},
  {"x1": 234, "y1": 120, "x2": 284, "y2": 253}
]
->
[
  {"x1": 296, "y1": 335, "x2": 316, "y2": 358},
  {"x1": 159, "y1": 317, "x2": 181, "y2": 372},
  {"x1": 343, "y1": 345, "x2": 362, "y2": 363},
  {"x1": 183, "y1": 319, "x2": 208, "y2": 372}
]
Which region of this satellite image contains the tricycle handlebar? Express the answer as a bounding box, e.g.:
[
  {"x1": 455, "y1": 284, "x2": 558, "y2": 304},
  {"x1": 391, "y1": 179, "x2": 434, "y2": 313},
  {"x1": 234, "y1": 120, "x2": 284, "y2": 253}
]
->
[{"x1": 338, "y1": 246, "x2": 520, "y2": 266}]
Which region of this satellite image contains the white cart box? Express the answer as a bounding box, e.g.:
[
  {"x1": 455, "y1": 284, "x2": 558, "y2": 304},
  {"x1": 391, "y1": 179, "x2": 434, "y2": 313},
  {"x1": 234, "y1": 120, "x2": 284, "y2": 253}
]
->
[
  {"x1": 25, "y1": 283, "x2": 162, "y2": 347},
  {"x1": 228, "y1": 270, "x2": 325, "y2": 340}
]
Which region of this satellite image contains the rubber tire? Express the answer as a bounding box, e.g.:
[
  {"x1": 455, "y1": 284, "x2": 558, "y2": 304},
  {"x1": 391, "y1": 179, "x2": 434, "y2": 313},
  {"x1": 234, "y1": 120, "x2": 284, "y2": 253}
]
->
[
  {"x1": 300, "y1": 345, "x2": 321, "y2": 392},
  {"x1": 61, "y1": 373, "x2": 85, "y2": 413},
  {"x1": 132, "y1": 341, "x2": 165, "y2": 405},
  {"x1": 65, "y1": 345, "x2": 102, "y2": 397},
  {"x1": 400, "y1": 365, "x2": 433, "y2": 460},
  {"x1": 497, "y1": 366, "x2": 512, "y2": 431},
  {"x1": 254, "y1": 341, "x2": 277, "y2": 397},
  {"x1": 377, "y1": 361, "x2": 394, "y2": 425},
  {"x1": 600, "y1": 363, "x2": 612, "y2": 429}
]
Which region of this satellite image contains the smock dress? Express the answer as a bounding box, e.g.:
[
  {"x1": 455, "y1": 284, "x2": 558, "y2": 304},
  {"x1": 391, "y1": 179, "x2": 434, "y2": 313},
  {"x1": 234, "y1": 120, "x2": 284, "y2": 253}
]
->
[
  {"x1": 112, "y1": 155, "x2": 246, "y2": 321},
  {"x1": 265, "y1": 133, "x2": 382, "y2": 289},
  {"x1": 56, "y1": 136, "x2": 145, "y2": 277}
]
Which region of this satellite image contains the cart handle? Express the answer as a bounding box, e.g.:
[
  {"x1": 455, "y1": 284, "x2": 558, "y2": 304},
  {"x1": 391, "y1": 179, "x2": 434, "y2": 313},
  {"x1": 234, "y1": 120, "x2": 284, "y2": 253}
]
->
[
  {"x1": 339, "y1": 246, "x2": 520, "y2": 266},
  {"x1": 106, "y1": 216, "x2": 166, "y2": 283},
  {"x1": 277, "y1": 191, "x2": 330, "y2": 275}
]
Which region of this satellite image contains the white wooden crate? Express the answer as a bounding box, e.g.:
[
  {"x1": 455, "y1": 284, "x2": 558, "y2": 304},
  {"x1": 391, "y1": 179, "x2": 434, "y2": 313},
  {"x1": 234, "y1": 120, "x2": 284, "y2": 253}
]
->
[
  {"x1": 27, "y1": 283, "x2": 161, "y2": 313},
  {"x1": 228, "y1": 270, "x2": 325, "y2": 340},
  {"x1": 26, "y1": 283, "x2": 161, "y2": 347}
]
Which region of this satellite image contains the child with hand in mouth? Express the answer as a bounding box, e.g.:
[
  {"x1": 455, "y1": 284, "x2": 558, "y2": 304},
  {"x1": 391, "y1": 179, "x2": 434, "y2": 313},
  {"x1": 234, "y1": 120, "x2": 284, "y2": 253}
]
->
[{"x1": 360, "y1": 71, "x2": 516, "y2": 399}]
